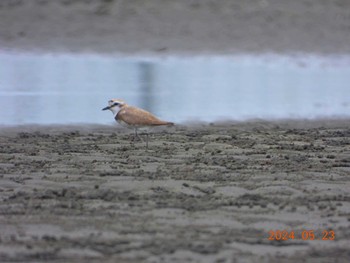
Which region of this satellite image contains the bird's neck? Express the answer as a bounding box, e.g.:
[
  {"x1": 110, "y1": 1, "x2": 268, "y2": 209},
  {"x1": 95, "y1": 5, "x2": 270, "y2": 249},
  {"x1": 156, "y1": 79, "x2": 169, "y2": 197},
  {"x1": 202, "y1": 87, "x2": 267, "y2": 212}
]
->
[{"x1": 110, "y1": 107, "x2": 122, "y2": 116}]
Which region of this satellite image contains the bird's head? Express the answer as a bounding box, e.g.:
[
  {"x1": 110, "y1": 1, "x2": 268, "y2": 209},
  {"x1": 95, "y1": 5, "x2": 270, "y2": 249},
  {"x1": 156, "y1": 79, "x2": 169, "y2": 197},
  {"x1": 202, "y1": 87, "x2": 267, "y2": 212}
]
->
[{"x1": 102, "y1": 99, "x2": 126, "y2": 114}]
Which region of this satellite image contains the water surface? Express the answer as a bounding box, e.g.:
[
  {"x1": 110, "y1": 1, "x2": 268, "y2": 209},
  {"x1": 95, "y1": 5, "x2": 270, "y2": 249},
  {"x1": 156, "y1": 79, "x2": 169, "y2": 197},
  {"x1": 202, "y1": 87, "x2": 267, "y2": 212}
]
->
[{"x1": 1, "y1": 52, "x2": 349, "y2": 125}]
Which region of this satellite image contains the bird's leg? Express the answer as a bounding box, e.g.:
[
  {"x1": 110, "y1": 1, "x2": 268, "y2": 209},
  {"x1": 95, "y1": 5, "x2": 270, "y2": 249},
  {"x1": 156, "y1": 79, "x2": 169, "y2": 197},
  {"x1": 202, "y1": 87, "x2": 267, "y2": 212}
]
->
[
  {"x1": 133, "y1": 128, "x2": 138, "y2": 141},
  {"x1": 132, "y1": 128, "x2": 148, "y2": 149},
  {"x1": 134, "y1": 128, "x2": 143, "y2": 142}
]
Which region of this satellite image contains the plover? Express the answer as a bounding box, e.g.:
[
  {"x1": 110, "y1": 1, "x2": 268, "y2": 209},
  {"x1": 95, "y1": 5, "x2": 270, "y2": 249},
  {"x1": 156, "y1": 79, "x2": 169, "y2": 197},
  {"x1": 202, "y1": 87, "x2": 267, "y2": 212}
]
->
[{"x1": 102, "y1": 99, "x2": 174, "y2": 148}]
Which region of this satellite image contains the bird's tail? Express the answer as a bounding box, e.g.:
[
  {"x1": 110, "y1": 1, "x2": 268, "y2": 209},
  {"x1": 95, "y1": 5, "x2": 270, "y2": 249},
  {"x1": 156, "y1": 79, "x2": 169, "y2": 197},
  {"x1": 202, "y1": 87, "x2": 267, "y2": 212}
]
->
[{"x1": 153, "y1": 121, "x2": 174, "y2": 126}]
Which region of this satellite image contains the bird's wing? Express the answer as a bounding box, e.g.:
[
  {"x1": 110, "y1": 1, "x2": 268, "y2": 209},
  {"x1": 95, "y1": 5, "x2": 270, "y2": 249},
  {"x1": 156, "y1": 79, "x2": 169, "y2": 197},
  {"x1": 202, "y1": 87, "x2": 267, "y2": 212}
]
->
[{"x1": 116, "y1": 106, "x2": 169, "y2": 126}]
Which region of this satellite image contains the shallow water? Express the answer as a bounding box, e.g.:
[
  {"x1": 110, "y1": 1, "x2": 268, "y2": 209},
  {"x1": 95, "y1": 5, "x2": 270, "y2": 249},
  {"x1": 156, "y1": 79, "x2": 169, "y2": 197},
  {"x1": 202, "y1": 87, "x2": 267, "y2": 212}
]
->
[{"x1": 1, "y1": 52, "x2": 350, "y2": 125}]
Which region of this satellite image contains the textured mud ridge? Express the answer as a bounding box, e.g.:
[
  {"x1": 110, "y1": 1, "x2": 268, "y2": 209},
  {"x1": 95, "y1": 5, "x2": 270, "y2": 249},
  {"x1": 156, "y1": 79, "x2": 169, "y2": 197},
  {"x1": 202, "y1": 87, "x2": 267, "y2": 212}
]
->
[{"x1": 0, "y1": 121, "x2": 350, "y2": 263}]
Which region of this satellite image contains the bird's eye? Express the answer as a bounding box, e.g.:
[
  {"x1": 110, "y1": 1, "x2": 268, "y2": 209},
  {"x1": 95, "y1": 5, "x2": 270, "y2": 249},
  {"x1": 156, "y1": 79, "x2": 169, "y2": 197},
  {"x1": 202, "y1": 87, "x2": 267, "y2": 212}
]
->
[{"x1": 113, "y1": 102, "x2": 119, "y2": 106}]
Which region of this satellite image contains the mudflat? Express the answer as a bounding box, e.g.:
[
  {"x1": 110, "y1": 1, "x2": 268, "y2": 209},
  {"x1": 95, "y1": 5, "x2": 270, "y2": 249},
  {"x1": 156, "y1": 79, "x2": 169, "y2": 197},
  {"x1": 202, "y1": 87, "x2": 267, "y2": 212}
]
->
[
  {"x1": 1, "y1": 0, "x2": 350, "y2": 54},
  {"x1": 0, "y1": 120, "x2": 349, "y2": 262}
]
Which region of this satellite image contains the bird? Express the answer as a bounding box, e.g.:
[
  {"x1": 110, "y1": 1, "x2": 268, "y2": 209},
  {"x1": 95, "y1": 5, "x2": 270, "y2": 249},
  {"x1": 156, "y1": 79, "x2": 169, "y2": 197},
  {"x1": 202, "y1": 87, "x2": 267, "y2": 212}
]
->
[{"x1": 102, "y1": 99, "x2": 174, "y2": 148}]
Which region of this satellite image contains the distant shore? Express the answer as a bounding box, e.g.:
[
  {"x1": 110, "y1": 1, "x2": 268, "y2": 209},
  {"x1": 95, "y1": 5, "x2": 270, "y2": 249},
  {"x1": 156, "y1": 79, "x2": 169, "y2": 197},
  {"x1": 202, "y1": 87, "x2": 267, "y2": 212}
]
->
[{"x1": 1, "y1": 0, "x2": 350, "y2": 55}]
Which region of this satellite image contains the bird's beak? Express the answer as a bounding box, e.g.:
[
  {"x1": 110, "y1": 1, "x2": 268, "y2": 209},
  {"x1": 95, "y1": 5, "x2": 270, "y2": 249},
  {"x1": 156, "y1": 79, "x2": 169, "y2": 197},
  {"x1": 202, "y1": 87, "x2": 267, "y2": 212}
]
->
[{"x1": 102, "y1": 106, "x2": 110, "y2": 111}]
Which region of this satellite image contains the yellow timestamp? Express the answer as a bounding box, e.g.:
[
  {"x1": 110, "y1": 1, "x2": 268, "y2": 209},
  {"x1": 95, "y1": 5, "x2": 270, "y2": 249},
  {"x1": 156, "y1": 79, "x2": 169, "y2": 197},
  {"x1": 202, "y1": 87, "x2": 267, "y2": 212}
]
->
[{"x1": 268, "y1": 230, "x2": 335, "y2": 241}]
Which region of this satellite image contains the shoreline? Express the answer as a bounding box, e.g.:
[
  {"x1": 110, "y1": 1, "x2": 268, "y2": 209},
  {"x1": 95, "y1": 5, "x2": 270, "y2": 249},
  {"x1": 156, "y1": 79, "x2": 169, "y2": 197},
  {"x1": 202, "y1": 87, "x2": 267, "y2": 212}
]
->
[
  {"x1": 3, "y1": 49, "x2": 350, "y2": 62},
  {"x1": 1, "y1": 118, "x2": 350, "y2": 132}
]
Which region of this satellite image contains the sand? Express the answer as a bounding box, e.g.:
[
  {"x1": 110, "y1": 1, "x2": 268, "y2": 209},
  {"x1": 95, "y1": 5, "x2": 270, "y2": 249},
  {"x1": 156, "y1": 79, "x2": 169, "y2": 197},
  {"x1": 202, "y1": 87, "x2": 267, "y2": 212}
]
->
[
  {"x1": 1, "y1": 0, "x2": 350, "y2": 54},
  {"x1": 0, "y1": 120, "x2": 349, "y2": 262}
]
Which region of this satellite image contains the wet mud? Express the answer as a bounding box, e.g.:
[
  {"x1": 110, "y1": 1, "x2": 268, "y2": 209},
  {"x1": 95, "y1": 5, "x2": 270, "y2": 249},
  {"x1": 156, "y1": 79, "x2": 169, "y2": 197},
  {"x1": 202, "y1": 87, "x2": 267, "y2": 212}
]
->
[{"x1": 0, "y1": 121, "x2": 350, "y2": 262}]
